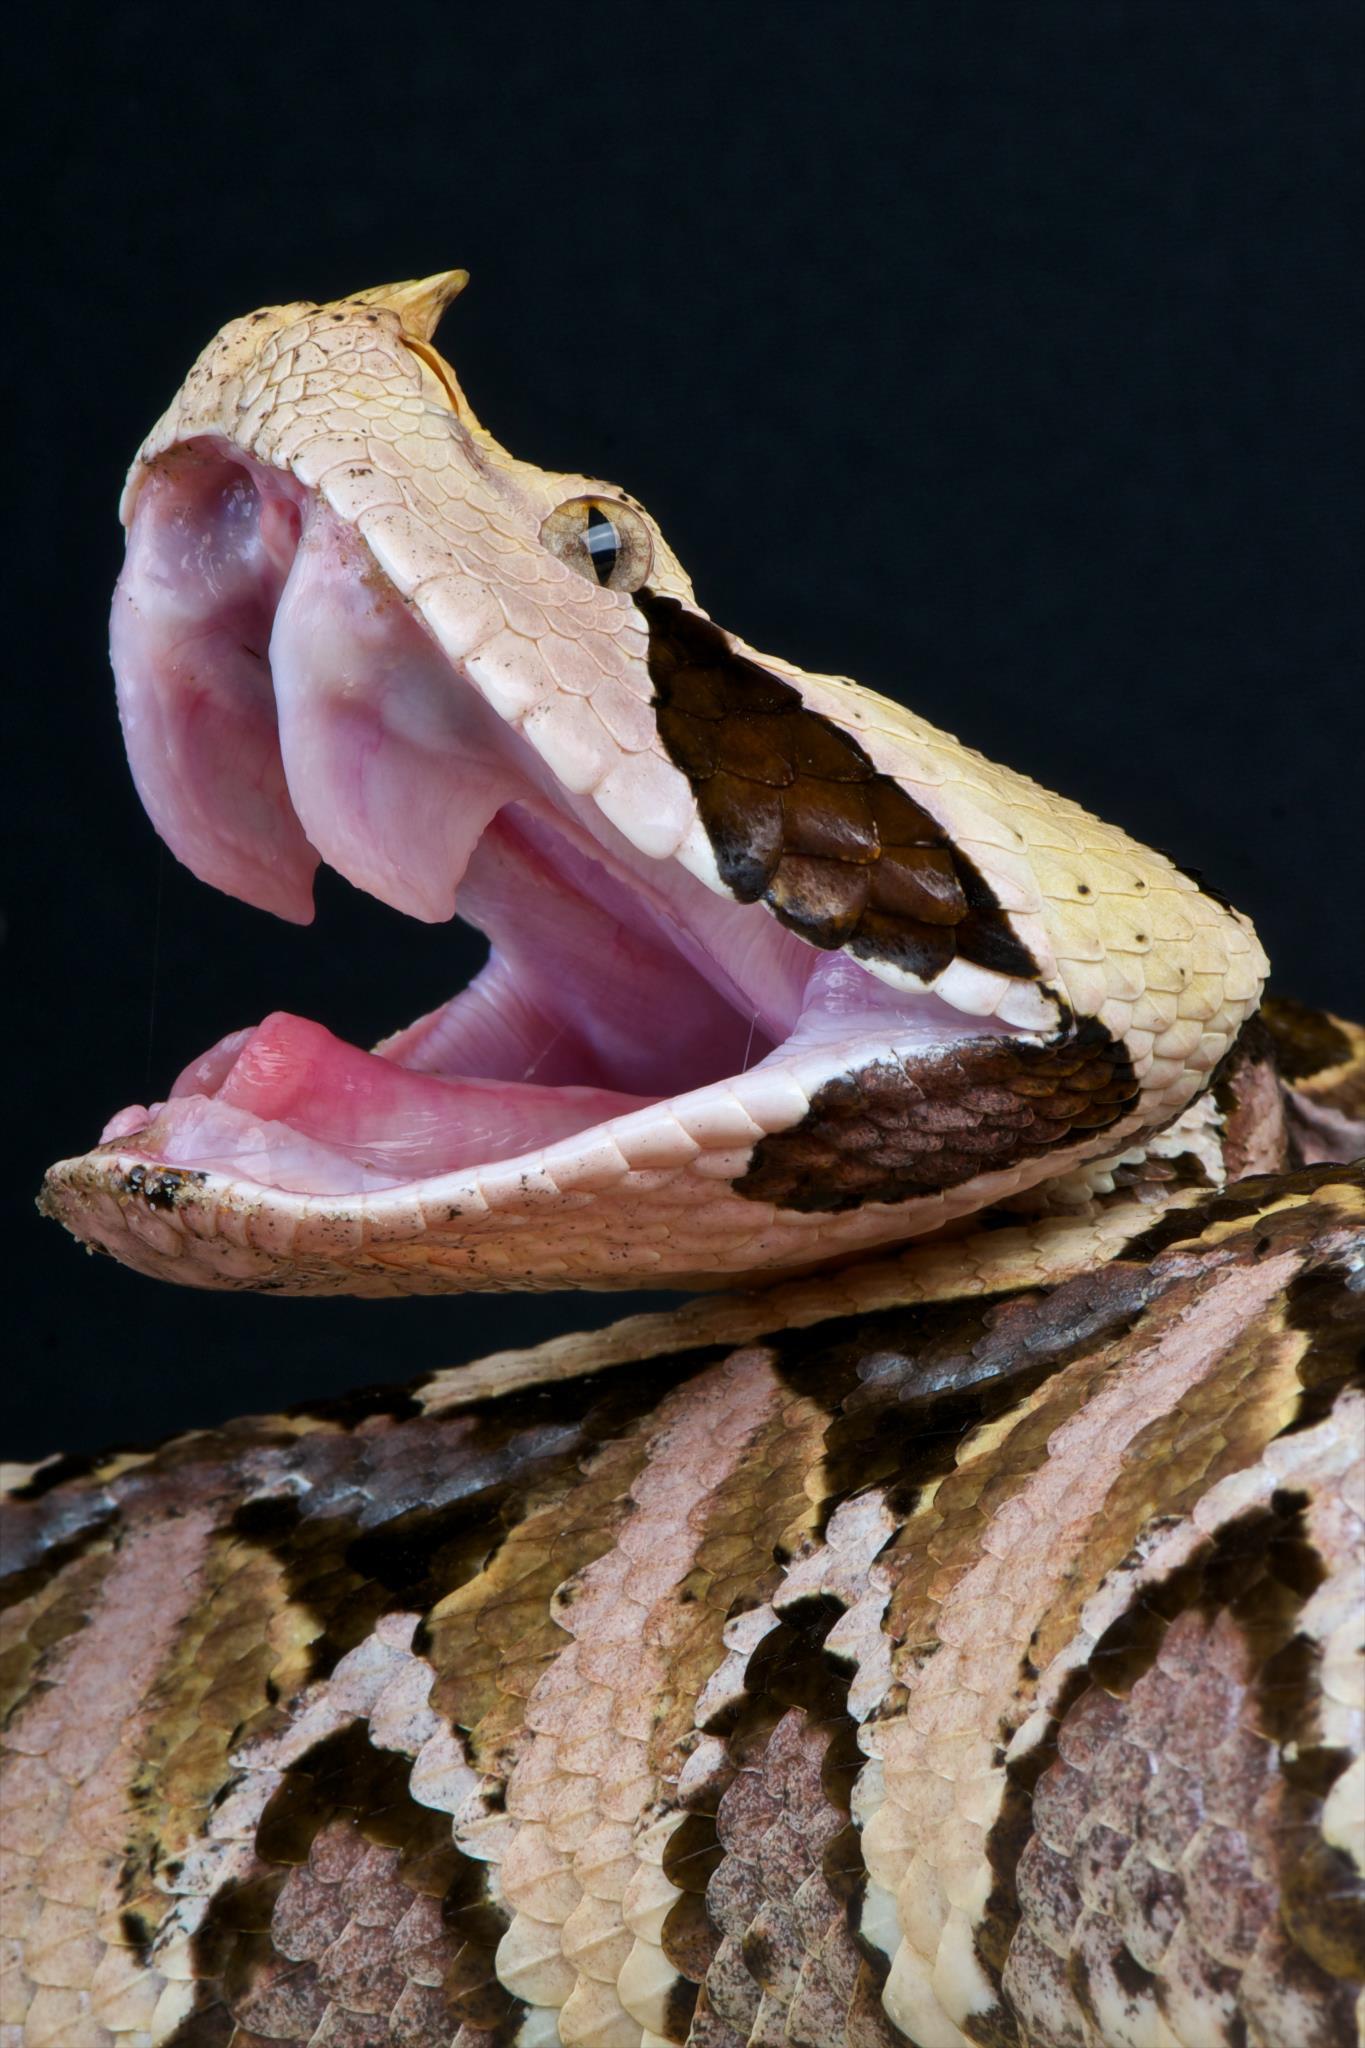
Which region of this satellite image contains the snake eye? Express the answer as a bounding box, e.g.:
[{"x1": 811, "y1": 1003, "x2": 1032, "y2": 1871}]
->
[{"x1": 539, "y1": 495, "x2": 653, "y2": 592}]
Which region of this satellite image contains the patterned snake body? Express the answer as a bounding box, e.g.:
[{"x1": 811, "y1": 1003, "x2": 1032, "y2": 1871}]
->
[{"x1": 10, "y1": 277, "x2": 1364, "y2": 2046}]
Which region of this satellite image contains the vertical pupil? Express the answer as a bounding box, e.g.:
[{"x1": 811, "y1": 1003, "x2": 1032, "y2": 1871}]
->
[{"x1": 584, "y1": 504, "x2": 621, "y2": 584}]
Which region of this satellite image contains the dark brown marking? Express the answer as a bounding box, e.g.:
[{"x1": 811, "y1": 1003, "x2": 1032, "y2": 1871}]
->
[
  {"x1": 662, "y1": 1587, "x2": 894, "y2": 2041},
  {"x1": 283, "y1": 1379, "x2": 425, "y2": 1429},
  {"x1": 1282, "y1": 1832, "x2": 1365, "y2": 1983},
  {"x1": 663, "y1": 1974, "x2": 702, "y2": 2042},
  {"x1": 973, "y1": 1670, "x2": 1097, "y2": 2029},
  {"x1": 1208, "y1": 1011, "x2": 1291, "y2": 1181},
  {"x1": 982, "y1": 1483, "x2": 1362, "y2": 2039},
  {"x1": 1283, "y1": 1256, "x2": 1365, "y2": 1432},
  {"x1": 1261, "y1": 991, "x2": 1365, "y2": 1139},
  {"x1": 1087, "y1": 1493, "x2": 1323, "y2": 1698},
  {"x1": 767, "y1": 1269, "x2": 1153, "y2": 1539},
  {"x1": 1111, "y1": 1146, "x2": 1213, "y2": 1193},
  {"x1": 9, "y1": 1160, "x2": 1361, "y2": 2045},
  {"x1": 655, "y1": 1589, "x2": 863, "y2": 2016},
  {"x1": 172, "y1": 1719, "x2": 523, "y2": 2045},
  {"x1": 119, "y1": 1907, "x2": 155, "y2": 1965},
  {"x1": 0, "y1": 1507, "x2": 116, "y2": 1617},
  {"x1": 142, "y1": 1360, "x2": 730, "y2": 2041},
  {"x1": 640, "y1": 589, "x2": 1038, "y2": 980},
  {"x1": 1259, "y1": 995, "x2": 1354, "y2": 1083},
  {"x1": 227, "y1": 1360, "x2": 705, "y2": 1683},
  {"x1": 255, "y1": 1720, "x2": 453, "y2": 1864},
  {"x1": 661, "y1": 1256, "x2": 1208, "y2": 2041},
  {"x1": 8, "y1": 1448, "x2": 110, "y2": 1501},
  {"x1": 738, "y1": 1016, "x2": 1139, "y2": 1211},
  {"x1": 1120, "y1": 1158, "x2": 1363, "y2": 1262},
  {"x1": 1253, "y1": 1506, "x2": 1365, "y2": 1989}
]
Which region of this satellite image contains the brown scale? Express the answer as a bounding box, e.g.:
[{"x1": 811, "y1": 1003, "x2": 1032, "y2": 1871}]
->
[
  {"x1": 1012, "y1": 1271, "x2": 1353, "y2": 1690},
  {"x1": 115, "y1": 1371, "x2": 701, "y2": 2047},
  {"x1": 877, "y1": 1172, "x2": 1363, "y2": 1670},
  {"x1": 631, "y1": 1376, "x2": 896, "y2": 2039},
  {"x1": 3, "y1": 1157, "x2": 1362, "y2": 2047},
  {"x1": 670, "y1": 1595, "x2": 900, "y2": 2048},
  {"x1": 419, "y1": 1360, "x2": 710, "y2": 1753},
  {"x1": 873, "y1": 1186, "x2": 1365, "y2": 2042},
  {"x1": 1000, "y1": 1491, "x2": 1363, "y2": 2048},
  {"x1": 640, "y1": 591, "x2": 1037, "y2": 981},
  {"x1": 165, "y1": 1719, "x2": 519, "y2": 2047},
  {"x1": 1120, "y1": 1157, "x2": 1365, "y2": 1264},
  {"x1": 647, "y1": 1389, "x2": 831, "y2": 1784},
  {"x1": 1261, "y1": 991, "x2": 1365, "y2": 1126},
  {"x1": 766, "y1": 1275, "x2": 1148, "y2": 1543},
  {"x1": 1210, "y1": 1013, "x2": 1289, "y2": 1182},
  {"x1": 0, "y1": 1513, "x2": 117, "y2": 1722},
  {"x1": 1259, "y1": 995, "x2": 1357, "y2": 1087},
  {"x1": 632, "y1": 1387, "x2": 847, "y2": 2039},
  {"x1": 216, "y1": 1368, "x2": 709, "y2": 2038},
  {"x1": 738, "y1": 1016, "x2": 1139, "y2": 1212}
]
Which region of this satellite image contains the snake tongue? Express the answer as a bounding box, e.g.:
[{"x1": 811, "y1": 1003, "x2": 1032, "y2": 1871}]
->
[
  {"x1": 268, "y1": 500, "x2": 522, "y2": 921},
  {"x1": 111, "y1": 448, "x2": 320, "y2": 923},
  {"x1": 139, "y1": 1011, "x2": 650, "y2": 1187}
]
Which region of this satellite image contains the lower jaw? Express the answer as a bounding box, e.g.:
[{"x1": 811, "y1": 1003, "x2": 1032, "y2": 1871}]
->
[
  {"x1": 97, "y1": 1008, "x2": 660, "y2": 1196},
  {"x1": 86, "y1": 953, "x2": 1018, "y2": 1205},
  {"x1": 38, "y1": 1081, "x2": 1133, "y2": 1304},
  {"x1": 40, "y1": 979, "x2": 1106, "y2": 1295}
]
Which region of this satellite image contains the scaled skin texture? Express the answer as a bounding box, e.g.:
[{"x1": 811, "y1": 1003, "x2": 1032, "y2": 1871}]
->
[
  {"x1": 17, "y1": 276, "x2": 1362, "y2": 2048},
  {"x1": 41, "y1": 273, "x2": 1265, "y2": 1295},
  {"x1": 5, "y1": 1155, "x2": 1363, "y2": 2046}
]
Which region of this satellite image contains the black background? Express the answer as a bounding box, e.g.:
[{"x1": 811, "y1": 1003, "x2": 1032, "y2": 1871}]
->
[{"x1": 5, "y1": 1, "x2": 1361, "y2": 1460}]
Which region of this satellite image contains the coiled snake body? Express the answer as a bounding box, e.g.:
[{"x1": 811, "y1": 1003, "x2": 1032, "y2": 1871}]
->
[{"x1": 9, "y1": 276, "x2": 1365, "y2": 2046}]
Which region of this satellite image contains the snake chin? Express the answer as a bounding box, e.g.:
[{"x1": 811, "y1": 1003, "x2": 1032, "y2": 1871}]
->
[{"x1": 91, "y1": 439, "x2": 1019, "y2": 1206}]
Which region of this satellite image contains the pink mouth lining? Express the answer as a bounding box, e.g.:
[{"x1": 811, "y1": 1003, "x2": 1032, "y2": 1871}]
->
[
  {"x1": 102, "y1": 1013, "x2": 653, "y2": 1194},
  {"x1": 100, "y1": 440, "x2": 1018, "y2": 1202}
]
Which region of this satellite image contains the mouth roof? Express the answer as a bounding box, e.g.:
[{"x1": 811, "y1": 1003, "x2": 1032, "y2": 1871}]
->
[
  {"x1": 102, "y1": 438, "x2": 1021, "y2": 1202},
  {"x1": 110, "y1": 803, "x2": 786, "y2": 1195}
]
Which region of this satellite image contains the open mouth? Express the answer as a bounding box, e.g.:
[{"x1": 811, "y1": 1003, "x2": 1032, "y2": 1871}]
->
[
  {"x1": 40, "y1": 274, "x2": 1264, "y2": 1297},
  {"x1": 101, "y1": 439, "x2": 1015, "y2": 1207}
]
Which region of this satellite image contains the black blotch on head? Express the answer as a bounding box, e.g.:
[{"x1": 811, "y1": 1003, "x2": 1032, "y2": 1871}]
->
[
  {"x1": 738, "y1": 1018, "x2": 1139, "y2": 1214},
  {"x1": 122, "y1": 1163, "x2": 206, "y2": 1210},
  {"x1": 639, "y1": 586, "x2": 1037, "y2": 981}
]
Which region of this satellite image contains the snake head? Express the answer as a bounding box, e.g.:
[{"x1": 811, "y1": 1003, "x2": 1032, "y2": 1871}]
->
[{"x1": 39, "y1": 276, "x2": 1267, "y2": 1293}]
